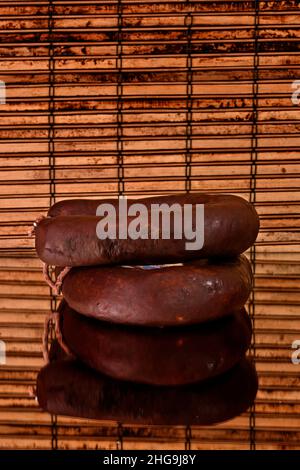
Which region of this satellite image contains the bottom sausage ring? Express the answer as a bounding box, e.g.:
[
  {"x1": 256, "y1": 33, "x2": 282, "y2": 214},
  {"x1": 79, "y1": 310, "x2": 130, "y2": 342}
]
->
[{"x1": 60, "y1": 255, "x2": 252, "y2": 327}]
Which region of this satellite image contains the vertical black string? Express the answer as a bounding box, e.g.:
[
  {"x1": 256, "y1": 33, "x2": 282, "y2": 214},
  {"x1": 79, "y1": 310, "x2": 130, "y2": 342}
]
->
[
  {"x1": 116, "y1": 422, "x2": 124, "y2": 450},
  {"x1": 184, "y1": 1, "x2": 193, "y2": 448},
  {"x1": 184, "y1": 425, "x2": 192, "y2": 450},
  {"x1": 48, "y1": 0, "x2": 55, "y2": 207},
  {"x1": 51, "y1": 413, "x2": 58, "y2": 450},
  {"x1": 249, "y1": 0, "x2": 259, "y2": 451},
  {"x1": 48, "y1": 0, "x2": 58, "y2": 451},
  {"x1": 185, "y1": 1, "x2": 193, "y2": 194},
  {"x1": 116, "y1": 1, "x2": 124, "y2": 447},
  {"x1": 117, "y1": 0, "x2": 124, "y2": 195}
]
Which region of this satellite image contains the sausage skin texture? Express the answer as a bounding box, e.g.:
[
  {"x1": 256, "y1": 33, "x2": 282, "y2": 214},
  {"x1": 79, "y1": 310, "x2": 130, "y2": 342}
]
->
[
  {"x1": 48, "y1": 193, "x2": 255, "y2": 219},
  {"x1": 58, "y1": 301, "x2": 252, "y2": 386},
  {"x1": 61, "y1": 255, "x2": 252, "y2": 326},
  {"x1": 36, "y1": 193, "x2": 259, "y2": 266},
  {"x1": 37, "y1": 349, "x2": 258, "y2": 425}
]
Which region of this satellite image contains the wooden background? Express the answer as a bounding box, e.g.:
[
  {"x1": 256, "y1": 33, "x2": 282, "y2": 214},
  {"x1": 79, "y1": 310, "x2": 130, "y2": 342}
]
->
[{"x1": 0, "y1": 0, "x2": 300, "y2": 449}]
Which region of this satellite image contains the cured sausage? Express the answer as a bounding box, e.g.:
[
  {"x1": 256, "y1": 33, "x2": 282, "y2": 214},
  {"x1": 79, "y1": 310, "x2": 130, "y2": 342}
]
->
[
  {"x1": 47, "y1": 193, "x2": 255, "y2": 219},
  {"x1": 37, "y1": 349, "x2": 258, "y2": 425},
  {"x1": 60, "y1": 255, "x2": 252, "y2": 326},
  {"x1": 58, "y1": 301, "x2": 252, "y2": 385},
  {"x1": 35, "y1": 193, "x2": 259, "y2": 267}
]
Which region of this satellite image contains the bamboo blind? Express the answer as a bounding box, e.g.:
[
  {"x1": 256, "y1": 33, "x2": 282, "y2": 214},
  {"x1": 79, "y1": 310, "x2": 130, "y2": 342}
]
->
[{"x1": 0, "y1": 0, "x2": 300, "y2": 450}]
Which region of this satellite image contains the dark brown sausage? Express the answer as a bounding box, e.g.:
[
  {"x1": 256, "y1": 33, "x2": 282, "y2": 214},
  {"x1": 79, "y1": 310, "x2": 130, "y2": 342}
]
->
[
  {"x1": 60, "y1": 255, "x2": 252, "y2": 326},
  {"x1": 36, "y1": 193, "x2": 259, "y2": 266},
  {"x1": 58, "y1": 301, "x2": 252, "y2": 385},
  {"x1": 47, "y1": 193, "x2": 255, "y2": 218},
  {"x1": 48, "y1": 197, "x2": 121, "y2": 217},
  {"x1": 37, "y1": 351, "x2": 258, "y2": 425}
]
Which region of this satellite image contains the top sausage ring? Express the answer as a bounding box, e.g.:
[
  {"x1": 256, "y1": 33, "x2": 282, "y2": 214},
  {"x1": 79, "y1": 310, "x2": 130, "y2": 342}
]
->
[{"x1": 35, "y1": 193, "x2": 259, "y2": 267}]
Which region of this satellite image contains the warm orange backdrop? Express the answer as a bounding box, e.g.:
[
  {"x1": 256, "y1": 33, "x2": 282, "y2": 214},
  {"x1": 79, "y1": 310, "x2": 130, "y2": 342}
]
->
[{"x1": 0, "y1": 0, "x2": 299, "y2": 450}]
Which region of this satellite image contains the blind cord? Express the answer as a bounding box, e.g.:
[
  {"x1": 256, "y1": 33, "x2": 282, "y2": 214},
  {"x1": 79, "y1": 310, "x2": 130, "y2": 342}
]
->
[
  {"x1": 117, "y1": 0, "x2": 124, "y2": 196},
  {"x1": 185, "y1": 1, "x2": 193, "y2": 194},
  {"x1": 249, "y1": 0, "x2": 260, "y2": 451},
  {"x1": 48, "y1": 0, "x2": 58, "y2": 451}
]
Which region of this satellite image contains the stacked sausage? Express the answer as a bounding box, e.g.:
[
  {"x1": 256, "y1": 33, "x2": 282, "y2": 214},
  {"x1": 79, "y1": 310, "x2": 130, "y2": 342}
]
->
[{"x1": 34, "y1": 193, "x2": 259, "y2": 425}]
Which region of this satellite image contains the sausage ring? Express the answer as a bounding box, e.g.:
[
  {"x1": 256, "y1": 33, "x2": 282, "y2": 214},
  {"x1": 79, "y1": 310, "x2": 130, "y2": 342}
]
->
[
  {"x1": 60, "y1": 255, "x2": 252, "y2": 327},
  {"x1": 35, "y1": 193, "x2": 259, "y2": 267}
]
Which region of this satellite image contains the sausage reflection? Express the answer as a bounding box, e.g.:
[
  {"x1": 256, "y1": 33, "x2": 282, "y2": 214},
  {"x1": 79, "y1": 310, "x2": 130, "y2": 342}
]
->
[
  {"x1": 58, "y1": 301, "x2": 252, "y2": 386},
  {"x1": 37, "y1": 346, "x2": 257, "y2": 426}
]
